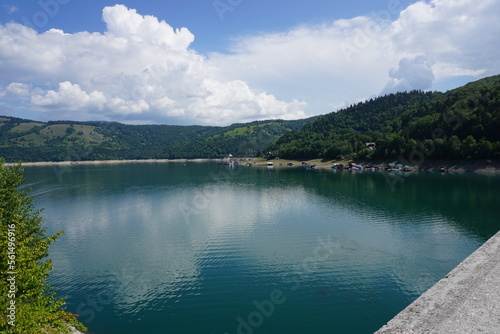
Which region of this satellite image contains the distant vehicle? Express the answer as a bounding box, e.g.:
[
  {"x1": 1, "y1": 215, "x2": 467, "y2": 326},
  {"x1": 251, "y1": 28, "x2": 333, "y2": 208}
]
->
[
  {"x1": 364, "y1": 165, "x2": 379, "y2": 171},
  {"x1": 348, "y1": 162, "x2": 363, "y2": 171},
  {"x1": 386, "y1": 163, "x2": 401, "y2": 172},
  {"x1": 402, "y1": 165, "x2": 412, "y2": 172}
]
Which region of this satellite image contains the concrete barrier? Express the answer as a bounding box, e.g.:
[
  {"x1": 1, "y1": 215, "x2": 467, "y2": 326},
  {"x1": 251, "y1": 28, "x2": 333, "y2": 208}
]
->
[{"x1": 375, "y1": 230, "x2": 500, "y2": 333}]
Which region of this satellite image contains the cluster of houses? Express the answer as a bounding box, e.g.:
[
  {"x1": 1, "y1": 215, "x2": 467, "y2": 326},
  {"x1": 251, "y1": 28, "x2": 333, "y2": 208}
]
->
[
  {"x1": 223, "y1": 154, "x2": 256, "y2": 166},
  {"x1": 225, "y1": 151, "x2": 421, "y2": 172},
  {"x1": 300, "y1": 162, "x2": 413, "y2": 172},
  {"x1": 386, "y1": 163, "x2": 412, "y2": 172},
  {"x1": 330, "y1": 162, "x2": 413, "y2": 172}
]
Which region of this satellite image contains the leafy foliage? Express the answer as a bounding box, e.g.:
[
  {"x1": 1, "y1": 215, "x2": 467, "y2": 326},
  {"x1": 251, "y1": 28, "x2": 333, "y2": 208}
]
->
[
  {"x1": 163, "y1": 119, "x2": 315, "y2": 158},
  {"x1": 0, "y1": 117, "x2": 316, "y2": 162},
  {"x1": 0, "y1": 161, "x2": 87, "y2": 333},
  {"x1": 1, "y1": 75, "x2": 499, "y2": 162},
  {"x1": 268, "y1": 75, "x2": 500, "y2": 161}
]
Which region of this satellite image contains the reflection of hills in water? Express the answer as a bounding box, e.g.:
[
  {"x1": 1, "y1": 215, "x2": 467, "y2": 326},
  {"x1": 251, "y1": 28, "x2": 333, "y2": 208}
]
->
[
  {"x1": 245, "y1": 167, "x2": 500, "y2": 240},
  {"x1": 238, "y1": 167, "x2": 500, "y2": 300},
  {"x1": 22, "y1": 163, "x2": 500, "y2": 334}
]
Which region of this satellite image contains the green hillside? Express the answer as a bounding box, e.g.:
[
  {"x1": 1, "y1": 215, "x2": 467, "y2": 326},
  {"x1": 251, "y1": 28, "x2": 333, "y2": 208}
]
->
[
  {"x1": 163, "y1": 119, "x2": 314, "y2": 158},
  {"x1": 267, "y1": 75, "x2": 500, "y2": 161},
  {"x1": 0, "y1": 116, "x2": 316, "y2": 162},
  {"x1": 2, "y1": 75, "x2": 498, "y2": 163}
]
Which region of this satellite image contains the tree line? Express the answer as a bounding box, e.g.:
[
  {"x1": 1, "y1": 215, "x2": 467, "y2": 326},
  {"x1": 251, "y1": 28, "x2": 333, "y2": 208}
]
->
[
  {"x1": 1, "y1": 75, "x2": 499, "y2": 163},
  {"x1": 267, "y1": 75, "x2": 500, "y2": 161},
  {"x1": 0, "y1": 117, "x2": 315, "y2": 162}
]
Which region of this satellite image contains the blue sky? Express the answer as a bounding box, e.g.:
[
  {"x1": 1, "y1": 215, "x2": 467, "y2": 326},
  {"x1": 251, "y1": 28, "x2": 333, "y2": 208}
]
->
[
  {"x1": 0, "y1": 0, "x2": 499, "y2": 125},
  {"x1": 1, "y1": 1, "x2": 416, "y2": 52}
]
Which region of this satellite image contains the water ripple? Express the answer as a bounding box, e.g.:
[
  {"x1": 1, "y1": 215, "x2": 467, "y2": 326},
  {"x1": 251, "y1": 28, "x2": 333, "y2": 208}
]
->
[{"x1": 24, "y1": 164, "x2": 498, "y2": 334}]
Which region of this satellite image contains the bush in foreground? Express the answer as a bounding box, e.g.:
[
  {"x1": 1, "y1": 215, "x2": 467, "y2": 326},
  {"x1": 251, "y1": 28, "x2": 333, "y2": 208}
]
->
[{"x1": 0, "y1": 160, "x2": 86, "y2": 333}]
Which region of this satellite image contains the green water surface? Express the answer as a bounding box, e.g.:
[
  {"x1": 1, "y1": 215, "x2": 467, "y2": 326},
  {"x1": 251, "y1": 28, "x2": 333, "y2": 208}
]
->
[{"x1": 22, "y1": 163, "x2": 500, "y2": 334}]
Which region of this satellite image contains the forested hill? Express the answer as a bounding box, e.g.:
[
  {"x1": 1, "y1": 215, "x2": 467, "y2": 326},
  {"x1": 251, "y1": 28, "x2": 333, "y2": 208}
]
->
[
  {"x1": 268, "y1": 75, "x2": 500, "y2": 160},
  {"x1": 0, "y1": 116, "x2": 316, "y2": 162},
  {"x1": 2, "y1": 75, "x2": 499, "y2": 163}
]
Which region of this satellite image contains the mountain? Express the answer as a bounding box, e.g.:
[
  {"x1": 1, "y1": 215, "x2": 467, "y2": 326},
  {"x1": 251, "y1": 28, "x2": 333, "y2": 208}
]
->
[
  {"x1": 0, "y1": 117, "x2": 317, "y2": 162},
  {"x1": 2, "y1": 75, "x2": 499, "y2": 163},
  {"x1": 267, "y1": 75, "x2": 500, "y2": 161}
]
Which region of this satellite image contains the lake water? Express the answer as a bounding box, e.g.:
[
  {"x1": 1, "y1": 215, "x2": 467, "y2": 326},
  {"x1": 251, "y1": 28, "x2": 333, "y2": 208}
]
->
[{"x1": 22, "y1": 162, "x2": 500, "y2": 334}]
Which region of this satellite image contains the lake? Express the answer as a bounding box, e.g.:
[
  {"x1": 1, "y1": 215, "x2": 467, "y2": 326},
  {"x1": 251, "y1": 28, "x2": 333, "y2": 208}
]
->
[{"x1": 22, "y1": 162, "x2": 500, "y2": 334}]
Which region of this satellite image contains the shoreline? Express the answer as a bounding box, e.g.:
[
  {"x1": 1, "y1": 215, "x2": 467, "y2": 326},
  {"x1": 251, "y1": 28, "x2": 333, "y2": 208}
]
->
[
  {"x1": 252, "y1": 158, "x2": 500, "y2": 174},
  {"x1": 4, "y1": 158, "x2": 222, "y2": 167},
  {"x1": 4, "y1": 158, "x2": 500, "y2": 174}
]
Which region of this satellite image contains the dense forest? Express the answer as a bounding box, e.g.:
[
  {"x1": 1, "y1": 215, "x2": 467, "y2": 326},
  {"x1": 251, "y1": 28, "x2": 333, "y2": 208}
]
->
[
  {"x1": 0, "y1": 117, "x2": 315, "y2": 162},
  {"x1": 1, "y1": 75, "x2": 499, "y2": 163},
  {"x1": 267, "y1": 75, "x2": 500, "y2": 161}
]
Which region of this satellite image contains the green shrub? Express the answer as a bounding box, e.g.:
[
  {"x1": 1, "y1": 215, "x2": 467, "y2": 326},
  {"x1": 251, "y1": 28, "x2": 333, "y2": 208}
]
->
[{"x1": 0, "y1": 160, "x2": 87, "y2": 333}]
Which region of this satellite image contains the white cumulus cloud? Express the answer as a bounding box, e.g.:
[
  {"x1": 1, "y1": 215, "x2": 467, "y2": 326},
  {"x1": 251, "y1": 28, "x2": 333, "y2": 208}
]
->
[
  {"x1": 211, "y1": 0, "x2": 500, "y2": 112},
  {"x1": 382, "y1": 56, "x2": 435, "y2": 94},
  {"x1": 5, "y1": 82, "x2": 31, "y2": 97},
  {"x1": 31, "y1": 81, "x2": 106, "y2": 110},
  {"x1": 0, "y1": 5, "x2": 307, "y2": 125},
  {"x1": 102, "y1": 5, "x2": 195, "y2": 50},
  {"x1": 0, "y1": 0, "x2": 499, "y2": 124}
]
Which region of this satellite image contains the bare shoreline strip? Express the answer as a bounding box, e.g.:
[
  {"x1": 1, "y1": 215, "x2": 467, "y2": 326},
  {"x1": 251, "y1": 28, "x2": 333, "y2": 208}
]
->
[
  {"x1": 375, "y1": 230, "x2": 500, "y2": 333},
  {"x1": 4, "y1": 158, "x2": 222, "y2": 167},
  {"x1": 4, "y1": 158, "x2": 500, "y2": 173}
]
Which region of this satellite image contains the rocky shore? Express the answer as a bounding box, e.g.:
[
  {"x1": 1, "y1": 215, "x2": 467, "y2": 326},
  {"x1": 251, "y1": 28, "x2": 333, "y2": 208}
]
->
[{"x1": 252, "y1": 158, "x2": 500, "y2": 174}]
